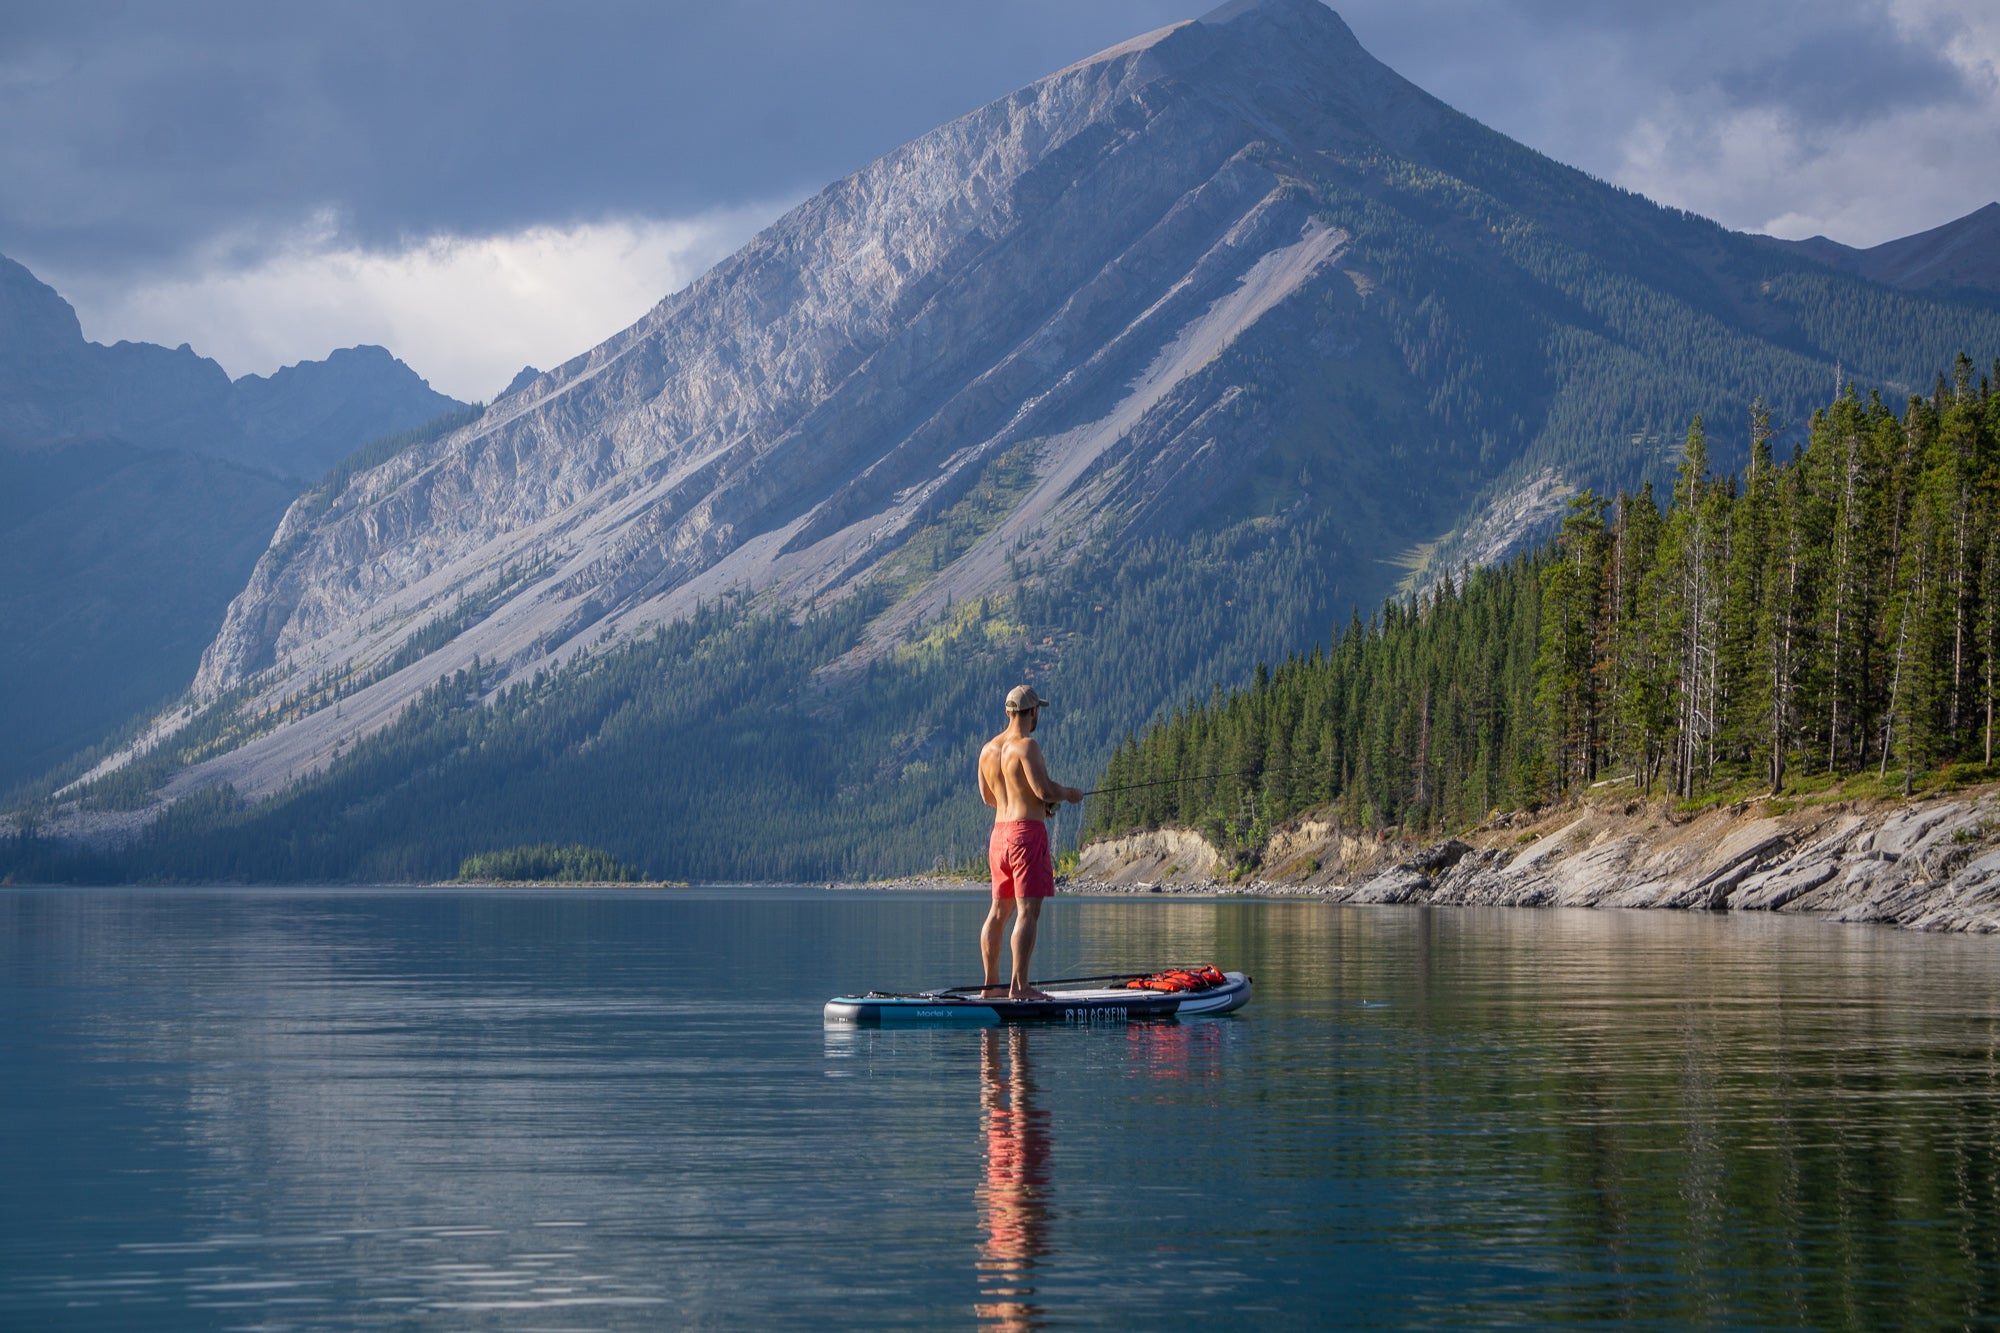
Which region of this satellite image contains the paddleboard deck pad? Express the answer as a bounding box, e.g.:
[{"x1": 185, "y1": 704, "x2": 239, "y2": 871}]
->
[{"x1": 824, "y1": 967, "x2": 1251, "y2": 1027}]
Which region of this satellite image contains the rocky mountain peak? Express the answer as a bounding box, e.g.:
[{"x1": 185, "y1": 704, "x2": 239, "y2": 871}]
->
[
  {"x1": 499, "y1": 365, "x2": 542, "y2": 399},
  {"x1": 1149, "y1": 0, "x2": 1453, "y2": 175},
  {"x1": 0, "y1": 252, "x2": 461, "y2": 472},
  {"x1": 0, "y1": 253, "x2": 86, "y2": 360},
  {"x1": 180, "y1": 0, "x2": 1392, "y2": 740},
  {"x1": 1197, "y1": 0, "x2": 1367, "y2": 57},
  {"x1": 95, "y1": 0, "x2": 1996, "y2": 833}
]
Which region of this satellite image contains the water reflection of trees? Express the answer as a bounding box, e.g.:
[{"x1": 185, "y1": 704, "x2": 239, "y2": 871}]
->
[
  {"x1": 976, "y1": 1027, "x2": 1051, "y2": 1331},
  {"x1": 1265, "y1": 906, "x2": 2000, "y2": 1326}
]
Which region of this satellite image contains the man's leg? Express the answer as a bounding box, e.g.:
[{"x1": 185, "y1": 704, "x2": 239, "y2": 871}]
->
[
  {"x1": 981, "y1": 898, "x2": 1015, "y2": 992},
  {"x1": 1008, "y1": 898, "x2": 1044, "y2": 1000}
]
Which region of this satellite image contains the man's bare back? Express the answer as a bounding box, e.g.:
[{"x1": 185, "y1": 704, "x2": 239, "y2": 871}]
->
[
  {"x1": 978, "y1": 686, "x2": 1082, "y2": 1000},
  {"x1": 978, "y1": 730, "x2": 1067, "y2": 822}
]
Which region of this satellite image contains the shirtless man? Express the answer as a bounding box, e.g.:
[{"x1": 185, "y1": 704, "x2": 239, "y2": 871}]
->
[{"x1": 978, "y1": 685, "x2": 1083, "y2": 1001}]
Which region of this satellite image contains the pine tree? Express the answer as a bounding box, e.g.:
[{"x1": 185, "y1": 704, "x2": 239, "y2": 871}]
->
[
  {"x1": 1763, "y1": 444, "x2": 1812, "y2": 790},
  {"x1": 1715, "y1": 404, "x2": 1773, "y2": 780},
  {"x1": 1534, "y1": 492, "x2": 1609, "y2": 794}
]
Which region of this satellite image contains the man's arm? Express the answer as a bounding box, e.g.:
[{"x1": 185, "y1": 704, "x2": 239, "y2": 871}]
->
[{"x1": 1022, "y1": 739, "x2": 1083, "y2": 804}]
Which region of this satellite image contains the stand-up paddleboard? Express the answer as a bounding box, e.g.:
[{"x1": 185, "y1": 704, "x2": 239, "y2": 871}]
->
[{"x1": 824, "y1": 965, "x2": 1251, "y2": 1027}]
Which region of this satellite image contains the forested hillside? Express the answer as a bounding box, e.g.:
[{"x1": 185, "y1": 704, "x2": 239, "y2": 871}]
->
[
  {"x1": 0, "y1": 506, "x2": 1347, "y2": 883},
  {"x1": 1088, "y1": 356, "x2": 2000, "y2": 859}
]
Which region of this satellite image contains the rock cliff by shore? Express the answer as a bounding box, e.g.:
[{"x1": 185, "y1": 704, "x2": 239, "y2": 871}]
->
[{"x1": 1072, "y1": 785, "x2": 2000, "y2": 933}]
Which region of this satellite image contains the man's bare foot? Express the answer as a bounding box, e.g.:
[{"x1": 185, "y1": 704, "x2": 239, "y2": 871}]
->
[{"x1": 1007, "y1": 985, "x2": 1053, "y2": 1002}]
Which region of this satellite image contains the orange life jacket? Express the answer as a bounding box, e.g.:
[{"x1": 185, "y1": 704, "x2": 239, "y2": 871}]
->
[{"x1": 1124, "y1": 964, "x2": 1227, "y2": 993}]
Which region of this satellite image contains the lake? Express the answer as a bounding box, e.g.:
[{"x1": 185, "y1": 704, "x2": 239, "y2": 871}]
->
[{"x1": 2, "y1": 887, "x2": 1998, "y2": 1329}]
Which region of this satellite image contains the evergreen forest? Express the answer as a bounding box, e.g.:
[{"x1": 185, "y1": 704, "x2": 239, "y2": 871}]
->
[{"x1": 1088, "y1": 355, "x2": 2000, "y2": 860}]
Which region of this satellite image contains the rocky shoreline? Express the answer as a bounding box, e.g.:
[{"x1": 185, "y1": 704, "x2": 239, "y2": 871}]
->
[
  {"x1": 966, "y1": 785, "x2": 2000, "y2": 933},
  {"x1": 22, "y1": 795, "x2": 2000, "y2": 935}
]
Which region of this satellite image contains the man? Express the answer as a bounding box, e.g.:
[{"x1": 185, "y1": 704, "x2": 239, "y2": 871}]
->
[{"x1": 977, "y1": 684, "x2": 1083, "y2": 1000}]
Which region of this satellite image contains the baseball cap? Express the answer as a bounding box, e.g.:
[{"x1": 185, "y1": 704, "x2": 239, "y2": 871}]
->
[{"x1": 1005, "y1": 684, "x2": 1051, "y2": 713}]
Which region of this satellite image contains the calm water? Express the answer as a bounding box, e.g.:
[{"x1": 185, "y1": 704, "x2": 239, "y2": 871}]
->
[{"x1": 3, "y1": 889, "x2": 1999, "y2": 1330}]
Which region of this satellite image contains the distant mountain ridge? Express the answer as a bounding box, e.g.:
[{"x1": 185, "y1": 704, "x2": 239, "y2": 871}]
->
[
  {"x1": 23, "y1": 0, "x2": 2000, "y2": 880},
  {"x1": 0, "y1": 254, "x2": 464, "y2": 478},
  {"x1": 0, "y1": 253, "x2": 469, "y2": 790},
  {"x1": 1771, "y1": 203, "x2": 2000, "y2": 294}
]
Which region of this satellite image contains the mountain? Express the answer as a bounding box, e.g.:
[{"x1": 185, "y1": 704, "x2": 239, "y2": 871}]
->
[
  {"x1": 498, "y1": 366, "x2": 542, "y2": 399},
  {"x1": 19, "y1": 0, "x2": 2000, "y2": 881},
  {"x1": 221, "y1": 345, "x2": 468, "y2": 480},
  {"x1": 1771, "y1": 203, "x2": 2000, "y2": 295},
  {"x1": 0, "y1": 255, "x2": 471, "y2": 791},
  {"x1": 0, "y1": 439, "x2": 297, "y2": 790},
  {"x1": 0, "y1": 253, "x2": 464, "y2": 478}
]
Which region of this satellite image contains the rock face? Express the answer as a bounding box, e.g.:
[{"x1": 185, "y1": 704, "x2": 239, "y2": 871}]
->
[
  {"x1": 165, "y1": 0, "x2": 1420, "y2": 796},
  {"x1": 1399, "y1": 467, "x2": 1570, "y2": 599},
  {"x1": 197, "y1": 0, "x2": 1398, "y2": 689},
  {"x1": 1072, "y1": 789, "x2": 2000, "y2": 932},
  {"x1": 1316, "y1": 795, "x2": 2000, "y2": 932},
  {"x1": 0, "y1": 253, "x2": 462, "y2": 476},
  {"x1": 1076, "y1": 827, "x2": 1226, "y2": 881}
]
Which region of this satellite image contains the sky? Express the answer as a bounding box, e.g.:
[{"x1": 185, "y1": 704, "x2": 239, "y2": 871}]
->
[{"x1": 3, "y1": 0, "x2": 1996, "y2": 402}]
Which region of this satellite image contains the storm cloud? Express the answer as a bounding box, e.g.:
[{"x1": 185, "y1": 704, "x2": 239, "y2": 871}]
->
[
  {"x1": 1341, "y1": 0, "x2": 2000, "y2": 243},
  {"x1": 0, "y1": 1, "x2": 1192, "y2": 274},
  {"x1": 4, "y1": 0, "x2": 1995, "y2": 398}
]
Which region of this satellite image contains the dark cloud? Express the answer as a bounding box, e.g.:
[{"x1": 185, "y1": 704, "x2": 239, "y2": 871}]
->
[
  {"x1": 1338, "y1": 0, "x2": 1980, "y2": 171},
  {"x1": 1710, "y1": 22, "x2": 1974, "y2": 127},
  {"x1": 3, "y1": 0, "x2": 1991, "y2": 284},
  {"x1": 0, "y1": 0, "x2": 1192, "y2": 275},
  {"x1": 1527, "y1": 0, "x2": 1977, "y2": 126}
]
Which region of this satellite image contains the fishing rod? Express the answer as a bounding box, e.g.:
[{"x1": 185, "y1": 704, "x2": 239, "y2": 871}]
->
[{"x1": 1081, "y1": 764, "x2": 1313, "y2": 799}]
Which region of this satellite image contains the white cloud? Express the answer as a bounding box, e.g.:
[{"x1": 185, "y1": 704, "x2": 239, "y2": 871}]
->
[
  {"x1": 1341, "y1": 0, "x2": 2000, "y2": 250},
  {"x1": 1898, "y1": 0, "x2": 2000, "y2": 88},
  {"x1": 48, "y1": 205, "x2": 786, "y2": 402},
  {"x1": 1618, "y1": 93, "x2": 1999, "y2": 246},
  {"x1": 1610, "y1": 0, "x2": 2000, "y2": 245}
]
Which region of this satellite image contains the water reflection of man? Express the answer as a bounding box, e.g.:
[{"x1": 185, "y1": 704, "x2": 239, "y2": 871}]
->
[{"x1": 976, "y1": 1026, "x2": 1051, "y2": 1330}]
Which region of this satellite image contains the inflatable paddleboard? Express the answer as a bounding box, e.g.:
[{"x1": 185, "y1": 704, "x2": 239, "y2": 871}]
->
[{"x1": 823, "y1": 966, "x2": 1252, "y2": 1027}]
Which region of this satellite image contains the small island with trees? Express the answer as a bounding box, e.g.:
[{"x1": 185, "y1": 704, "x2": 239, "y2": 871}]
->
[{"x1": 454, "y1": 843, "x2": 674, "y2": 886}]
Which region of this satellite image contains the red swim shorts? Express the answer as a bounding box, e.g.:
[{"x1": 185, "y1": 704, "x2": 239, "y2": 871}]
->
[{"x1": 989, "y1": 820, "x2": 1054, "y2": 899}]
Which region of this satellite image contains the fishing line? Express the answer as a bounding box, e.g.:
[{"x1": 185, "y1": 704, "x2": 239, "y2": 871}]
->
[{"x1": 1081, "y1": 763, "x2": 1319, "y2": 799}]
